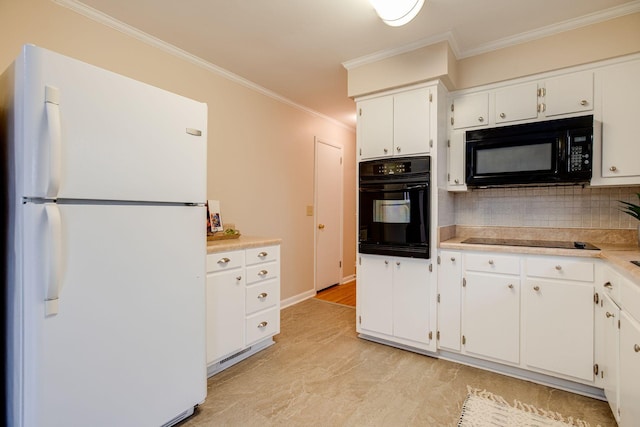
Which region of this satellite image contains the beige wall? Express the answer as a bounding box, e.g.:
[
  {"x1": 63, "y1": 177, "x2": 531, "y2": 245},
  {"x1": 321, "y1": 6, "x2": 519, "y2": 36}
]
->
[
  {"x1": 347, "y1": 12, "x2": 640, "y2": 96},
  {"x1": 0, "y1": 0, "x2": 357, "y2": 303}
]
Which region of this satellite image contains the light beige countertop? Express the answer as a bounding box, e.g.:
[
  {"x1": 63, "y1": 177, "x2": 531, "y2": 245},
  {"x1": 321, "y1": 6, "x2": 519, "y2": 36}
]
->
[
  {"x1": 206, "y1": 236, "x2": 282, "y2": 254},
  {"x1": 439, "y1": 225, "x2": 640, "y2": 282}
]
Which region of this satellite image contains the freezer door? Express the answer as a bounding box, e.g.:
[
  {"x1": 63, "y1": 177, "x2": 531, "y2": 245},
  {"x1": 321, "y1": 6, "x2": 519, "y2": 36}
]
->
[
  {"x1": 18, "y1": 45, "x2": 206, "y2": 203},
  {"x1": 19, "y1": 202, "x2": 206, "y2": 427}
]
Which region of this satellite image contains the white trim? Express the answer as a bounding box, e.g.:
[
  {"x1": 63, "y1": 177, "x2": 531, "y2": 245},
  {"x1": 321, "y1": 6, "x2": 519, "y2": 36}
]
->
[
  {"x1": 280, "y1": 289, "x2": 316, "y2": 309},
  {"x1": 342, "y1": 274, "x2": 356, "y2": 284},
  {"x1": 343, "y1": 1, "x2": 640, "y2": 69},
  {"x1": 459, "y1": 1, "x2": 640, "y2": 59},
  {"x1": 51, "y1": 0, "x2": 354, "y2": 132}
]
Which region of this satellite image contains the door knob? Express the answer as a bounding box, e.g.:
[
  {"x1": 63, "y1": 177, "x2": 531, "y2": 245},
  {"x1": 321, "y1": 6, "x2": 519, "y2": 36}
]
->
[{"x1": 318, "y1": 224, "x2": 325, "y2": 230}]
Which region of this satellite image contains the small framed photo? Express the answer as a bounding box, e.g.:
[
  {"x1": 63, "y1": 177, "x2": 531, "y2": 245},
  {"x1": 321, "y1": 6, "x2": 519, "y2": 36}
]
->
[{"x1": 207, "y1": 200, "x2": 223, "y2": 233}]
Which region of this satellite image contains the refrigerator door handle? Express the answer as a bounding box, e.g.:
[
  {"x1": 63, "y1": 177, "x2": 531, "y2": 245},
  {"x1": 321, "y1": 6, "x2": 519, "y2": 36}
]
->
[
  {"x1": 45, "y1": 204, "x2": 63, "y2": 316},
  {"x1": 45, "y1": 86, "x2": 62, "y2": 198}
]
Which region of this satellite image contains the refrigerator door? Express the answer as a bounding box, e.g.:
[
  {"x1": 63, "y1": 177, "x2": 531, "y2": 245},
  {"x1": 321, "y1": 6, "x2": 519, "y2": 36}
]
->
[
  {"x1": 20, "y1": 202, "x2": 206, "y2": 427},
  {"x1": 17, "y1": 45, "x2": 206, "y2": 203}
]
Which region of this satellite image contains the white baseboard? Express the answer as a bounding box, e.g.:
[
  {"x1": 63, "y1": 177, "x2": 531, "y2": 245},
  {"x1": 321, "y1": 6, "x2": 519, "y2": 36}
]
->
[
  {"x1": 342, "y1": 274, "x2": 356, "y2": 284},
  {"x1": 280, "y1": 289, "x2": 316, "y2": 309}
]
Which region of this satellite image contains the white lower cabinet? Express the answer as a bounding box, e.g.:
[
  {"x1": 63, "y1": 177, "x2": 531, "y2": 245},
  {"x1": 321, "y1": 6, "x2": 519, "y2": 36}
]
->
[
  {"x1": 600, "y1": 292, "x2": 620, "y2": 423},
  {"x1": 619, "y1": 311, "x2": 640, "y2": 426},
  {"x1": 437, "y1": 251, "x2": 462, "y2": 351},
  {"x1": 206, "y1": 244, "x2": 280, "y2": 375},
  {"x1": 357, "y1": 254, "x2": 435, "y2": 351}
]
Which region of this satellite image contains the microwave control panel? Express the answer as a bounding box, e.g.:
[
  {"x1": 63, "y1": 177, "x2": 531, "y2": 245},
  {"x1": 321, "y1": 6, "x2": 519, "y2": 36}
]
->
[{"x1": 568, "y1": 131, "x2": 592, "y2": 172}]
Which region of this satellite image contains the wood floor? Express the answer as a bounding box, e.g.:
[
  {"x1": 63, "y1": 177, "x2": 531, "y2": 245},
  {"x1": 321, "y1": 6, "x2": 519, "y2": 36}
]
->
[{"x1": 314, "y1": 281, "x2": 356, "y2": 307}]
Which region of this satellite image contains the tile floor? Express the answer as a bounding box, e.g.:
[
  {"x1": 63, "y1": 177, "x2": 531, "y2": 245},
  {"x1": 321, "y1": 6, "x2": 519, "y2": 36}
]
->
[{"x1": 179, "y1": 298, "x2": 616, "y2": 426}]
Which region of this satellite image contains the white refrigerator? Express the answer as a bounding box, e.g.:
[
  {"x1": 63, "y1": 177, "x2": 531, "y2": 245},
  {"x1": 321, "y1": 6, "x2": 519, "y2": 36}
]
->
[{"x1": 2, "y1": 45, "x2": 208, "y2": 427}]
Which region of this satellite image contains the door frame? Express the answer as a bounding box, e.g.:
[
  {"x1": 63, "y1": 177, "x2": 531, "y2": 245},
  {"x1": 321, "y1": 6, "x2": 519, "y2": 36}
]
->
[{"x1": 314, "y1": 137, "x2": 344, "y2": 293}]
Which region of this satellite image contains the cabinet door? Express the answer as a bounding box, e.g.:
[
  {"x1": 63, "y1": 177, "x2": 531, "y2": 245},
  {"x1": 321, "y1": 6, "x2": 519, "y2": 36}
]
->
[
  {"x1": 494, "y1": 82, "x2": 538, "y2": 124},
  {"x1": 447, "y1": 130, "x2": 466, "y2": 191},
  {"x1": 619, "y1": 311, "x2": 640, "y2": 427},
  {"x1": 206, "y1": 270, "x2": 245, "y2": 364},
  {"x1": 451, "y1": 92, "x2": 489, "y2": 129},
  {"x1": 544, "y1": 71, "x2": 593, "y2": 117},
  {"x1": 394, "y1": 88, "x2": 431, "y2": 156},
  {"x1": 358, "y1": 96, "x2": 393, "y2": 160},
  {"x1": 601, "y1": 294, "x2": 620, "y2": 422},
  {"x1": 599, "y1": 60, "x2": 640, "y2": 179},
  {"x1": 463, "y1": 272, "x2": 520, "y2": 364},
  {"x1": 437, "y1": 252, "x2": 462, "y2": 351},
  {"x1": 392, "y1": 257, "x2": 431, "y2": 344},
  {"x1": 357, "y1": 255, "x2": 393, "y2": 335},
  {"x1": 523, "y1": 278, "x2": 594, "y2": 381}
]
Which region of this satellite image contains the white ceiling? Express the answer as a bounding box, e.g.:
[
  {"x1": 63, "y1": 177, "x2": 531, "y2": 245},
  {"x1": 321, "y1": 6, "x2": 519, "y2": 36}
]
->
[{"x1": 68, "y1": 0, "x2": 640, "y2": 129}]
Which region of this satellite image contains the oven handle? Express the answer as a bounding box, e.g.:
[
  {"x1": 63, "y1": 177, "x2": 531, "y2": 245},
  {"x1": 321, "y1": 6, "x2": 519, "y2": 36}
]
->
[{"x1": 359, "y1": 184, "x2": 428, "y2": 192}]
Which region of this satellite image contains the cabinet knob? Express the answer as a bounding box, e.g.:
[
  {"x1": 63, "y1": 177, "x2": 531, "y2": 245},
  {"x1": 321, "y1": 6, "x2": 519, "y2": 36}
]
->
[
  {"x1": 555, "y1": 265, "x2": 562, "y2": 270},
  {"x1": 396, "y1": 261, "x2": 401, "y2": 266},
  {"x1": 488, "y1": 259, "x2": 494, "y2": 265},
  {"x1": 450, "y1": 257, "x2": 456, "y2": 262},
  {"x1": 217, "y1": 257, "x2": 230, "y2": 264},
  {"x1": 384, "y1": 260, "x2": 389, "y2": 265},
  {"x1": 606, "y1": 312, "x2": 615, "y2": 318},
  {"x1": 478, "y1": 116, "x2": 484, "y2": 123},
  {"x1": 635, "y1": 344, "x2": 640, "y2": 353},
  {"x1": 258, "y1": 292, "x2": 268, "y2": 299},
  {"x1": 508, "y1": 284, "x2": 514, "y2": 289},
  {"x1": 236, "y1": 276, "x2": 242, "y2": 281},
  {"x1": 258, "y1": 270, "x2": 268, "y2": 276},
  {"x1": 604, "y1": 282, "x2": 613, "y2": 289},
  {"x1": 609, "y1": 166, "x2": 617, "y2": 172},
  {"x1": 383, "y1": 148, "x2": 388, "y2": 154},
  {"x1": 533, "y1": 285, "x2": 540, "y2": 291},
  {"x1": 318, "y1": 224, "x2": 325, "y2": 230},
  {"x1": 258, "y1": 321, "x2": 268, "y2": 328},
  {"x1": 499, "y1": 112, "x2": 506, "y2": 119},
  {"x1": 454, "y1": 179, "x2": 460, "y2": 184},
  {"x1": 580, "y1": 99, "x2": 589, "y2": 106},
  {"x1": 258, "y1": 251, "x2": 268, "y2": 257},
  {"x1": 396, "y1": 146, "x2": 401, "y2": 153}
]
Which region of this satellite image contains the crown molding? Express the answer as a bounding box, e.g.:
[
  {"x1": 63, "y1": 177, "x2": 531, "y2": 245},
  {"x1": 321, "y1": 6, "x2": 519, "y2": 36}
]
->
[
  {"x1": 342, "y1": 31, "x2": 460, "y2": 70},
  {"x1": 458, "y1": 0, "x2": 640, "y2": 59},
  {"x1": 51, "y1": 0, "x2": 354, "y2": 132}
]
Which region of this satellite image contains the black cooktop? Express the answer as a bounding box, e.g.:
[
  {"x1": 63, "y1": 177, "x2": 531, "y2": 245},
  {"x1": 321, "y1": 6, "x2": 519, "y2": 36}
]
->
[{"x1": 461, "y1": 237, "x2": 600, "y2": 250}]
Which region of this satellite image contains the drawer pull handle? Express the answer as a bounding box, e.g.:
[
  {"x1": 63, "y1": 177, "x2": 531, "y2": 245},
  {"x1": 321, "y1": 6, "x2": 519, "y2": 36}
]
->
[
  {"x1": 604, "y1": 282, "x2": 613, "y2": 289},
  {"x1": 236, "y1": 276, "x2": 242, "y2": 281},
  {"x1": 258, "y1": 251, "x2": 268, "y2": 257},
  {"x1": 258, "y1": 292, "x2": 268, "y2": 299},
  {"x1": 258, "y1": 321, "x2": 268, "y2": 328},
  {"x1": 606, "y1": 312, "x2": 615, "y2": 318},
  {"x1": 533, "y1": 286, "x2": 540, "y2": 291},
  {"x1": 258, "y1": 270, "x2": 268, "y2": 276},
  {"x1": 555, "y1": 265, "x2": 562, "y2": 270},
  {"x1": 218, "y1": 257, "x2": 230, "y2": 264},
  {"x1": 508, "y1": 284, "x2": 514, "y2": 289},
  {"x1": 488, "y1": 260, "x2": 494, "y2": 265}
]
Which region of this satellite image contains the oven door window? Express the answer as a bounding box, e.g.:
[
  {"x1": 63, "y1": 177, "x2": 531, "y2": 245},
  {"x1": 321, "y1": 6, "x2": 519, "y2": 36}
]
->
[{"x1": 359, "y1": 184, "x2": 429, "y2": 246}]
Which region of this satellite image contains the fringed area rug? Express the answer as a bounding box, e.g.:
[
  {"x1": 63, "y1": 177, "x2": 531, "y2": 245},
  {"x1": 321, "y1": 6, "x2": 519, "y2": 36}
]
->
[{"x1": 458, "y1": 387, "x2": 600, "y2": 427}]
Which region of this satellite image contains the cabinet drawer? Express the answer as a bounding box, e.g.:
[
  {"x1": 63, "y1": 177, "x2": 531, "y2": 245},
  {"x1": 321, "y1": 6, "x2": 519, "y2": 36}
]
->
[
  {"x1": 206, "y1": 250, "x2": 244, "y2": 273},
  {"x1": 464, "y1": 253, "x2": 520, "y2": 275},
  {"x1": 245, "y1": 308, "x2": 280, "y2": 346},
  {"x1": 246, "y1": 279, "x2": 279, "y2": 315},
  {"x1": 246, "y1": 261, "x2": 279, "y2": 285},
  {"x1": 246, "y1": 245, "x2": 279, "y2": 266},
  {"x1": 526, "y1": 257, "x2": 594, "y2": 282}
]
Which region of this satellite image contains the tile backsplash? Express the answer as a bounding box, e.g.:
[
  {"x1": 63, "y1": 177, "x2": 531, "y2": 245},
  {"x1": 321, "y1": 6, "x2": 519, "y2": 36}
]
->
[{"x1": 454, "y1": 186, "x2": 640, "y2": 229}]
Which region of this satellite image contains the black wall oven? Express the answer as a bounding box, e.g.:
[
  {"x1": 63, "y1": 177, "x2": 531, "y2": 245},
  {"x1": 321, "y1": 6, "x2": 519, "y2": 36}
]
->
[{"x1": 359, "y1": 156, "x2": 430, "y2": 259}]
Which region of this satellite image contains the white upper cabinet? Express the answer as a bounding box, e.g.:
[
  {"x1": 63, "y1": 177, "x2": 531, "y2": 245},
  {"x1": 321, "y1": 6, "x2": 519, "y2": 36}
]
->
[
  {"x1": 447, "y1": 130, "x2": 467, "y2": 191},
  {"x1": 543, "y1": 71, "x2": 593, "y2": 117},
  {"x1": 357, "y1": 86, "x2": 433, "y2": 161},
  {"x1": 450, "y1": 92, "x2": 489, "y2": 129},
  {"x1": 594, "y1": 59, "x2": 640, "y2": 184},
  {"x1": 494, "y1": 82, "x2": 539, "y2": 124},
  {"x1": 357, "y1": 96, "x2": 394, "y2": 160}
]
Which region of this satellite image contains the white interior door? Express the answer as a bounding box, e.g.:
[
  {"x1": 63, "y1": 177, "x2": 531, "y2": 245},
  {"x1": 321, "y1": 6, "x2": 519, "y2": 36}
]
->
[{"x1": 315, "y1": 138, "x2": 343, "y2": 292}]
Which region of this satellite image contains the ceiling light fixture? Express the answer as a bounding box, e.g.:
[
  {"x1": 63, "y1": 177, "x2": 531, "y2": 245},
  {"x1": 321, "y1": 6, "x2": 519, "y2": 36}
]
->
[{"x1": 368, "y1": 0, "x2": 425, "y2": 27}]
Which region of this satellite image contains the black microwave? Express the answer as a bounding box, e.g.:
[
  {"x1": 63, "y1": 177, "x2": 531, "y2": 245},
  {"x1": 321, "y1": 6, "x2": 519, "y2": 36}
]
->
[{"x1": 465, "y1": 115, "x2": 593, "y2": 187}]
